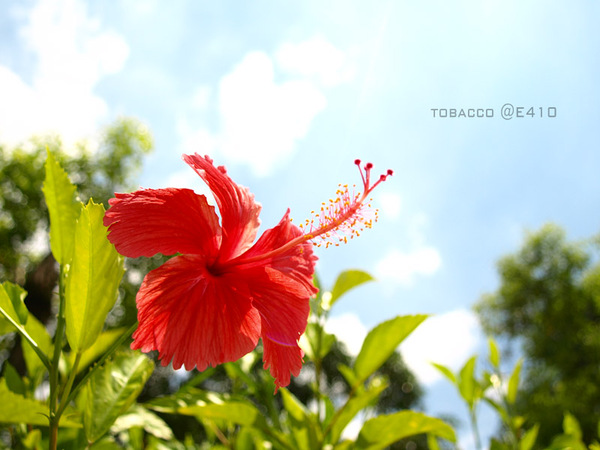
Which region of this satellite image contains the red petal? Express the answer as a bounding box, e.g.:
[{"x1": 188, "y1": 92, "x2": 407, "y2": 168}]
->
[
  {"x1": 183, "y1": 154, "x2": 261, "y2": 261},
  {"x1": 237, "y1": 211, "x2": 318, "y2": 388},
  {"x1": 104, "y1": 188, "x2": 221, "y2": 259},
  {"x1": 131, "y1": 255, "x2": 261, "y2": 370},
  {"x1": 262, "y1": 337, "x2": 304, "y2": 391}
]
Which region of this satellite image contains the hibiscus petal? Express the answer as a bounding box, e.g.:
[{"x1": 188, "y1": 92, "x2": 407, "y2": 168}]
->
[
  {"x1": 183, "y1": 154, "x2": 261, "y2": 261},
  {"x1": 262, "y1": 336, "x2": 304, "y2": 391},
  {"x1": 131, "y1": 255, "x2": 261, "y2": 370},
  {"x1": 104, "y1": 188, "x2": 221, "y2": 259},
  {"x1": 235, "y1": 211, "x2": 318, "y2": 388}
]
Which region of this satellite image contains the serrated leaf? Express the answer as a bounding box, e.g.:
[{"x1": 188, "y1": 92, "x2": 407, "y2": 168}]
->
[
  {"x1": 354, "y1": 315, "x2": 427, "y2": 386},
  {"x1": 0, "y1": 382, "x2": 80, "y2": 427},
  {"x1": 488, "y1": 337, "x2": 500, "y2": 368},
  {"x1": 330, "y1": 270, "x2": 374, "y2": 307},
  {"x1": 507, "y1": 359, "x2": 522, "y2": 405},
  {"x1": 431, "y1": 362, "x2": 457, "y2": 386},
  {"x1": 356, "y1": 411, "x2": 455, "y2": 449},
  {"x1": 43, "y1": 150, "x2": 81, "y2": 264},
  {"x1": 65, "y1": 200, "x2": 124, "y2": 353},
  {"x1": 83, "y1": 351, "x2": 154, "y2": 443},
  {"x1": 0, "y1": 282, "x2": 28, "y2": 335}
]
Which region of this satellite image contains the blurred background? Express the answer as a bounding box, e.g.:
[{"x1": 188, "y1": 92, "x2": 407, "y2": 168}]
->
[{"x1": 1, "y1": 1, "x2": 599, "y2": 448}]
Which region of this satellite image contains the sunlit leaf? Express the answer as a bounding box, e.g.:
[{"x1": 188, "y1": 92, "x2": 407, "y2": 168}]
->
[
  {"x1": 519, "y1": 424, "x2": 539, "y2": 450},
  {"x1": 488, "y1": 337, "x2": 500, "y2": 368},
  {"x1": 431, "y1": 362, "x2": 457, "y2": 386},
  {"x1": 458, "y1": 356, "x2": 477, "y2": 409},
  {"x1": 65, "y1": 200, "x2": 124, "y2": 353},
  {"x1": 82, "y1": 351, "x2": 154, "y2": 443},
  {"x1": 111, "y1": 405, "x2": 173, "y2": 441},
  {"x1": 507, "y1": 359, "x2": 522, "y2": 405},
  {"x1": 354, "y1": 315, "x2": 427, "y2": 385},
  {"x1": 563, "y1": 412, "x2": 582, "y2": 440},
  {"x1": 0, "y1": 382, "x2": 80, "y2": 427},
  {"x1": 43, "y1": 149, "x2": 81, "y2": 264},
  {"x1": 328, "y1": 378, "x2": 388, "y2": 445},
  {"x1": 330, "y1": 270, "x2": 374, "y2": 307},
  {"x1": 356, "y1": 411, "x2": 455, "y2": 449},
  {"x1": 0, "y1": 282, "x2": 28, "y2": 335}
]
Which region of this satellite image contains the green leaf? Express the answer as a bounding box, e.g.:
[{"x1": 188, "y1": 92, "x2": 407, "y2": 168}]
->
[
  {"x1": 430, "y1": 362, "x2": 457, "y2": 386},
  {"x1": 519, "y1": 424, "x2": 539, "y2": 450},
  {"x1": 488, "y1": 337, "x2": 500, "y2": 368},
  {"x1": 82, "y1": 351, "x2": 154, "y2": 443},
  {"x1": 354, "y1": 315, "x2": 427, "y2": 385},
  {"x1": 280, "y1": 388, "x2": 320, "y2": 450},
  {"x1": 563, "y1": 412, "x2": 582, "y2": 439},
  {"x1": 111, "y1": 405, "x2": 174, "y2": 441},
  {"x1": 184, "y1": 401, "x2": 267, "y2": 429},
  {"x1": 328, "y1": 378, "x2": 388, "y2": 445},
  {"x1": 68, "y1": 328, "x2": 127, "y2": 375},
  {"x1": 507, "y1": 359, "x2": 522, "y2": 405},
  {"x1": 458, "y1": 356, "x2": 477, "y2": 409},
  {"x1": 65, "y1": 200, "x2": 124, "y2": 353},
  {"x1": 3, "y1": 362, "x2": 26, "y2": 396},
  {"x1": 356, "y1": 411, "x2": 456, "y2": 449},
  {"x1": 43, "y1": 149, "x2": 81, "y2": 264},
  {"x1": 302, "y1": 322, "x2": 336, "y2": 361},
  {"x1": 0, "y1": 382, "x2": 80, "y2": 427},
  {"x1": 330, "y1": 270, "x2": 374, "y2": 307},
  {"x1": 0, "y1": 282, "x2": 28, "y2": 335},
  {"x1": 21, "y1": 315, "x2": 53, "y2": 381}
]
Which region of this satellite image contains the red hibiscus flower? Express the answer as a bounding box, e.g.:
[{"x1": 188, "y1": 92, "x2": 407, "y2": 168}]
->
[{"x1": 104, "y1": 154, "x2": 391, "y2": 389}]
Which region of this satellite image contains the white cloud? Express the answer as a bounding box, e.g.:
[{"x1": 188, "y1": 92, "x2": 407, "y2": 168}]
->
[
  {"x1": 0, "y1": 0, "x2": 129, "y2": 147},
  {"x1": 215, "y1": 51, "x2": 327, "y2": 176},
  {"x1": 401, "y1": 309, "x2": 481, "y2": 386},
  {"x1": 325, "y1": 312, "x2": 368, "y2": 356},
  {"x1": 181, "y1": 36, "x2": 352, "y2": 177},
  {"x1": 375, "y1": 246, "x2": 442, "y2": 286},
  {"x1": 275, "y1": 35, "x2": 354, "y2": 87}
]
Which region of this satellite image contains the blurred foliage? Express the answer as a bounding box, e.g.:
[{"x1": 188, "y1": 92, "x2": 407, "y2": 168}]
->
[{"x1": 475, "y1": 224, "x2": 600, "y2": 446}]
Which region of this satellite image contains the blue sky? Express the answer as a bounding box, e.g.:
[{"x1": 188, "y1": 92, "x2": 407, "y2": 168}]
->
[{"x1": 2, "y1": 1, "x2": 599, "y2": 446}]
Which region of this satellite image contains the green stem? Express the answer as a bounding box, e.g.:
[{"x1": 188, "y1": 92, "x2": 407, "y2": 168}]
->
[
  {"x1": 470, "y1": 408, "x2": 482, "y2": 450},
  {"x1": 49, "y1": 266, "x2": 68, "y2": 450},
  {"x1": 0, "y1": 306, "x2": 51, "y2": 371},
  {"x1": 57, "y1": 352, "x2": 82, "y2": 414}
]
